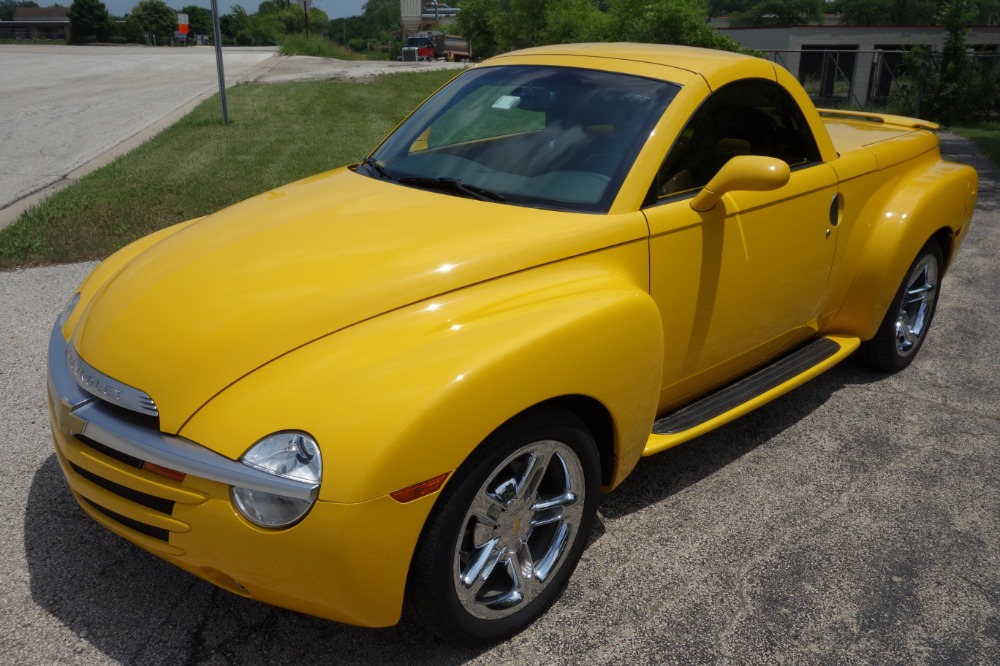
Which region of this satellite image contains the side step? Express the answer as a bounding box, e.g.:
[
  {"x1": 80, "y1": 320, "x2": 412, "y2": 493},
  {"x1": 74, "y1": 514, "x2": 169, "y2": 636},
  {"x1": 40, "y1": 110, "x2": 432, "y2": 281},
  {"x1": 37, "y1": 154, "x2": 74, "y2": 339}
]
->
[{"x1": 643, "y1": 335, "x2": 860, "y2": 457}]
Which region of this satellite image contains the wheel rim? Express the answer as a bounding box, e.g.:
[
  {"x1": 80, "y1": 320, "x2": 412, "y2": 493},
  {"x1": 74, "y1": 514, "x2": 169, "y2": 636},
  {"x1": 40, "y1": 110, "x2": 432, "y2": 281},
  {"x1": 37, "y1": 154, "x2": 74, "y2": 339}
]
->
[
  {"x1": 894, "y1": 252, "x2": 939, "y2": 356},
  {"x1": 453, "y1": 439, "x2": 586, "y2": 620}
]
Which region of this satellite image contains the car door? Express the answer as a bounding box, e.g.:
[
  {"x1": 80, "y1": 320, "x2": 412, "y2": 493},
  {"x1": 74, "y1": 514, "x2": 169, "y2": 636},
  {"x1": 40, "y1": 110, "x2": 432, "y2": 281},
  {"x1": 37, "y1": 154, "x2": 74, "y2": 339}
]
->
[{"x1": 643, "y1": 79, "x2": 840, "y2": 411}]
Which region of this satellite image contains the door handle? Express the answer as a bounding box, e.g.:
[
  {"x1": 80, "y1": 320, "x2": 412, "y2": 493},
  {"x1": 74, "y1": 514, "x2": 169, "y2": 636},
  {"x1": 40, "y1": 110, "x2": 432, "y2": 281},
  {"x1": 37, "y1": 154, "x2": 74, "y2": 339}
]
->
[{"x1": 829, "y1": 193, "x2": 842, "y2": 227}]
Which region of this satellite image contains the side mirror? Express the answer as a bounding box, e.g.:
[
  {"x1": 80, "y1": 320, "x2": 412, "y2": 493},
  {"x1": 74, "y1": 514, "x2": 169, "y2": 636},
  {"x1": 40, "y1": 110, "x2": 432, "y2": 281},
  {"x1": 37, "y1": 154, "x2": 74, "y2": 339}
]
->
[{"x1": 690, "y1": 156, "x2": 790, "y2": 212}]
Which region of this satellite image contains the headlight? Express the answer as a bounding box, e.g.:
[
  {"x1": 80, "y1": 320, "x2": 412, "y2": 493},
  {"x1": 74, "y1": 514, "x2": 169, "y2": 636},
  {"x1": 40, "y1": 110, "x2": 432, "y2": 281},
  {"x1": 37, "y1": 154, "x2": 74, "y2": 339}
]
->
[
  {"x1": 57, "y1": 292, "x2": 81, "y2": 329},
  {"x1": 231, "y1": 431, "x2": 322, "y2": 529}
]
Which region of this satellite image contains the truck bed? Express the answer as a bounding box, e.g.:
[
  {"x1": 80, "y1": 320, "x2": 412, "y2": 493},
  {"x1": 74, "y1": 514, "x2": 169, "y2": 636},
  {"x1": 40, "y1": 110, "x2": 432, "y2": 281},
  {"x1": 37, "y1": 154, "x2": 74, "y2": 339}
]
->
[{"x1": 819, "y1": 109, "x2": 940, "y2": 171}]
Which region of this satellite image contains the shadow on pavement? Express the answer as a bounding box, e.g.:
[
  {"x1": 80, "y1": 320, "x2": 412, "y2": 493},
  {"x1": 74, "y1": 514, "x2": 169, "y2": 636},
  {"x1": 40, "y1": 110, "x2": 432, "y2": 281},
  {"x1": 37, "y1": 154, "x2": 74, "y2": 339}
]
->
[
  {"x1": 602, "y1": 355, "x2": 889, "y2": 519},
  {"x1": 23, "y1": 456, "x2": 486, "y2": 664}
]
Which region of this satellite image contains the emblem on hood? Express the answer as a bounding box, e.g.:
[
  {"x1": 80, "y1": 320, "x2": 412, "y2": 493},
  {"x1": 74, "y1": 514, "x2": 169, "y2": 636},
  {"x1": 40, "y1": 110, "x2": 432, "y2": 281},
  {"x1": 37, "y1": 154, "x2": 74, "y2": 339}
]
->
[{"x1": 65, "y1": 345, "x2": 159, "y2": 417}]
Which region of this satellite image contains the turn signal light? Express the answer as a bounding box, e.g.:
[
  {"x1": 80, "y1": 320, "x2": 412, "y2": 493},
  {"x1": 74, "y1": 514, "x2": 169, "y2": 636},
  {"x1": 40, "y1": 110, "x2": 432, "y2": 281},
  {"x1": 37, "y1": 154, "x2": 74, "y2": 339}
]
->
[
  {"x1": 390, "y1": 473, "x2": 450, "y2": 503},
  {"x1": 143, "y1": 461, "x2": 186, "y2": 482}
]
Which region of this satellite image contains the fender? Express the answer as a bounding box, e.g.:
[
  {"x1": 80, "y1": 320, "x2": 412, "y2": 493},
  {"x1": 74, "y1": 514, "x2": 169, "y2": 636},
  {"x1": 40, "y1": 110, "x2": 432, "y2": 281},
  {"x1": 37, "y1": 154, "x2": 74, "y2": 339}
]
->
[
  {"x1": 830, "y1": 157, "x2": 977, "y2": 339},
  {"x1": 179, "y1": 239, "x2": 662, "y2": 504}
]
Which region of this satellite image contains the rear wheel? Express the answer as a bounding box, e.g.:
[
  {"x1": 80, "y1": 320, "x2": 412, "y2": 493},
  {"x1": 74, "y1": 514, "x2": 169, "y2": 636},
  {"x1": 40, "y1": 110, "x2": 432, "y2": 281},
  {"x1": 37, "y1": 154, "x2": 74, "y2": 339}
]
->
[
  {"x1": 406, "y1": 408, "x2": 600, "y2": 645},
  {"x1": 862, "y1": 240, "x2": 943, "y2": 371}
]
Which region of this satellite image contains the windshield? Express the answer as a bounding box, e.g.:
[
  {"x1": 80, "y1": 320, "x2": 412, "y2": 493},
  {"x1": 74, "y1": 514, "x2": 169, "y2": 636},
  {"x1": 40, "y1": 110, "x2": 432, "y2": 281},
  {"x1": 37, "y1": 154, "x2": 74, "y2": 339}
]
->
[{"x1": 365, "y1": 65, "x2": 680, "y2": 213}]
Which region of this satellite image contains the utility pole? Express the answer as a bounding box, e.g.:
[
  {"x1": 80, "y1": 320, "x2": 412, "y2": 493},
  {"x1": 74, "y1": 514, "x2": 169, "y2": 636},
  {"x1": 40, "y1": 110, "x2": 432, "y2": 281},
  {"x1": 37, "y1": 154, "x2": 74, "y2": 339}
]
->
[
  {"x1": 210, "y1": 0, "x2": 228, "y2": 124},
  {"x1": 300, "y1": 0, "x2": 311, "y2": 39}
]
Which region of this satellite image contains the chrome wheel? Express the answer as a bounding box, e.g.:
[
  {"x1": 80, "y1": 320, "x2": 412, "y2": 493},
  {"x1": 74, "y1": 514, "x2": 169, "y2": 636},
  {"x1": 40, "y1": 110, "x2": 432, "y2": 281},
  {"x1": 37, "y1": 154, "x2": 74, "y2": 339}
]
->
[
  {"x1": 406, "y1": 408, "x2": 599, "y2": 644},
  {"x1": 454, "y1": 439, "x2": 586, "y2": 620},
  {"x1": 893, "y1": 253, "x2": 939, "y2": 356},
  {"x1": 861, "y1": 240, "x2": 944, "y2": 372}
]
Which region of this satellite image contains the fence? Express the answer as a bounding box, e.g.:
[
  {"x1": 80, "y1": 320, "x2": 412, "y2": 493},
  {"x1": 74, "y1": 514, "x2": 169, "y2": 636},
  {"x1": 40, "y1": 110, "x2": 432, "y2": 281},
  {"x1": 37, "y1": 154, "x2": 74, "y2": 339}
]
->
[{"x1": 764, "y1": 48, "x2": 1000, "y2": 118}]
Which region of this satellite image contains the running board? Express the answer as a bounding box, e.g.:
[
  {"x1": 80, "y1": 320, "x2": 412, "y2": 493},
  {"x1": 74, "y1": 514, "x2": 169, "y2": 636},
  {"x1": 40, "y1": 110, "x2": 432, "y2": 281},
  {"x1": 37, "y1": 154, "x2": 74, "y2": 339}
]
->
[{"x1": 643, "y1": 335, "x2": 860, "y2": 457}]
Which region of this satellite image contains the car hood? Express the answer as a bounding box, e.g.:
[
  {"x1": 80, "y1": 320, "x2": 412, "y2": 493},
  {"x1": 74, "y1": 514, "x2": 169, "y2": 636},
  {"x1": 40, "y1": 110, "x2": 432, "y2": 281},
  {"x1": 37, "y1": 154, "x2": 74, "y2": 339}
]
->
[{"x1": 72, "y1": 168, "x2": 646, "y2": 434}]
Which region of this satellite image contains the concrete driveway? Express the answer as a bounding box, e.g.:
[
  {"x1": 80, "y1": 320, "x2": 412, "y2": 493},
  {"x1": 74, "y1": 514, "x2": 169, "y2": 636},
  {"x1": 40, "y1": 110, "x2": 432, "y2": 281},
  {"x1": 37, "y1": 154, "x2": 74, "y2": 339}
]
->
[
  {"x1": 0, "y1": 60, "x2": 998, "y2": 662},
  {"x1": 0, "y1": 45, "x2": 278, "y2": 224},
  {"x1": 0, "y1": 46, "x2": 467, "y2": 229}
]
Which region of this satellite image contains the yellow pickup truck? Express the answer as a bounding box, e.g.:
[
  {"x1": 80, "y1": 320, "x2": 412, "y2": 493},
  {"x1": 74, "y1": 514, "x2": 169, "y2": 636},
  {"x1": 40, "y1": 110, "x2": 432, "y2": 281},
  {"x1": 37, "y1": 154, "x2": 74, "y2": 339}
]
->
[{"x1": 47, "y1": 43, "x2": 978, "y2": 644}]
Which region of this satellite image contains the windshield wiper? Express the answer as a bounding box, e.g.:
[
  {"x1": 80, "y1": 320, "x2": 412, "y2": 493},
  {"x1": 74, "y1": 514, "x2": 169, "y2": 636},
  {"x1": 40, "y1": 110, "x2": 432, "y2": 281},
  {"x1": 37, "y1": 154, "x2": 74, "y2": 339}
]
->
[
  {"x1": 361, "y1": 156, "x2": 394, "y2": 181},
  {"x1": 397, "y1": 176, "x2": 506, "y2": 203}
]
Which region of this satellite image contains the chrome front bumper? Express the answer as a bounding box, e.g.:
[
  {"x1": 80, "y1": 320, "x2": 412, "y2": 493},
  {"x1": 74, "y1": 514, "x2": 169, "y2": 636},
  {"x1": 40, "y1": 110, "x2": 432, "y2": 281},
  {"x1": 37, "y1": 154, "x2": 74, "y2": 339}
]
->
[{"x1": 47, "y1": 320, "x2": 319, "y2": 501}]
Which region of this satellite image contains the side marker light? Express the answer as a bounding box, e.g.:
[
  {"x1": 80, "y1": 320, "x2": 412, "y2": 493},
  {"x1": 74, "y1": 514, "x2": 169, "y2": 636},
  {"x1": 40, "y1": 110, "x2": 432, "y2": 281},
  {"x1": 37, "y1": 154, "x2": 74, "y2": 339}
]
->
[
  {"x1": 390, "y1": 473, "x2": 451, "y2": 503},
  {"x1": 143, "y1": 461, "x2": 186, "y2": 482}
]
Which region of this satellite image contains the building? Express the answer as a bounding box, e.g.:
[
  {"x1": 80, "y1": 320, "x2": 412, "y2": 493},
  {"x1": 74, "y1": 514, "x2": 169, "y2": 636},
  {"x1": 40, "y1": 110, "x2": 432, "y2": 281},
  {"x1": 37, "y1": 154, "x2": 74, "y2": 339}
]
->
[
  {"x1": 719, "y1": 22, "x2": 1000, "y2": 108},
  {"x1": 0, "y1": 6, "x2": 71, "y2": 41}
]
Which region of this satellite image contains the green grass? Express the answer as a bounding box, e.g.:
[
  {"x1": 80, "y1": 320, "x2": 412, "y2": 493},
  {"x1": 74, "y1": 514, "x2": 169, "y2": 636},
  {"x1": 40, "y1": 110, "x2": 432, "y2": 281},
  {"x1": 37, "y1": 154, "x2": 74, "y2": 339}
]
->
[
  {"x1": 280, "y1": 34, "x2": 362, "y2": 60},
  {"x1": 0, "y1": 39, "x2": 67, "y2": 45},
  {"x1": 951, "y1": 123, "x2": 1000, "y2": 169},
  {"x1": 0, "y1": 70, "x2": 458, "y2": 269}
]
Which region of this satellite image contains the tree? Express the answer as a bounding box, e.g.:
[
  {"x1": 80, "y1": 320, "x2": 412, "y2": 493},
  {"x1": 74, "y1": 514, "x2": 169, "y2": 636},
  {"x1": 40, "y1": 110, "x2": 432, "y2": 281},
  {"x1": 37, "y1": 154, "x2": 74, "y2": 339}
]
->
[
  {"x1": 224, "y1": 3, "x2": 252, "y2": 41},
  {"x1": 832, "y1": 0, "x2": 937, "y2": 26},
  {"x1": 130, "y1": 0, "x2": 176, "y2": 44},
  {"x1": 607, "y1": 0, "x2": 742, "y2": 50},
  {"x1": 456, "y1": 0, "x2": 608, "y2": 58},
  {"x1": 258, "y1": 0, "x2": 303, "y2": 32},
  {"x1": 307, "y1": 6, "x2": 329, "y2": 36},
  {"x1": 68, "y1": 0, "x2": 111, "y2": 42},
  {"x1": 0, "y1": 0, "x2": 38, "y2": 21},
  {"x1": 123, "y1": 13, "x2": 144, "y2": 42},
  {"x1": 454, "y1": 0, "x2": 504, "y2": 58},
  {"x1": 970, "y1": 0, "x2": 1000, "y2": 24},
  {"x1": 729, "y1": 0, "x2": 824, "y2": 27},
  {"x1": 832, "y1": 0, "x2": 893, "y2": 25},
  {"x1": 930, "y1": 0, "x2": 980, "y2": 121},
  {"x1": 360, "y1": 0, "x2": 398, "y2": 32},
  {"x1": 543, "y1": 0, "x2": 609, "y2": 44},
  {"x1": 905, "y1": 0, "x2": 999, "y2": 122},
  {"x1": 455, "y1": 0, "x2": 741, "y2": 59}
]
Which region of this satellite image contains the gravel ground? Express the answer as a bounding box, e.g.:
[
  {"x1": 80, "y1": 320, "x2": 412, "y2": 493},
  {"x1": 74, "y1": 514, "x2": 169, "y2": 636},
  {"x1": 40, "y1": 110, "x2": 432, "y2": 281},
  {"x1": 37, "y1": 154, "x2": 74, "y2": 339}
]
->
[
  {"x1": 0, "y1": 50, "x2": 998, "y2": 664},
  {"x1": 251, "y1": 54, "x2": 468, "y2": 84}
]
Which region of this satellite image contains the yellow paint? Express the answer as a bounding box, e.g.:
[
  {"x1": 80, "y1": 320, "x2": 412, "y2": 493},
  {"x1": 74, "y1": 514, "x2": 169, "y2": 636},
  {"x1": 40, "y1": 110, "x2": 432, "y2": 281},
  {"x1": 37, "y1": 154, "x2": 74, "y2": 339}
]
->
[{"x1": 49, "y1": 43, "x2": 978, "y2": 629}]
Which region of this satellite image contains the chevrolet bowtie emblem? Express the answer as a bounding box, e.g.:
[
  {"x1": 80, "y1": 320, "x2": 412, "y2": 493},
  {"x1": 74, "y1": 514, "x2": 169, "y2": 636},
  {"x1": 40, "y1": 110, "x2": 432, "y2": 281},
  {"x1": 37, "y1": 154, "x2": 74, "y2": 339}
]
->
[{"x1": 57, "y1": 397, "x2": 89, "y2": 437}]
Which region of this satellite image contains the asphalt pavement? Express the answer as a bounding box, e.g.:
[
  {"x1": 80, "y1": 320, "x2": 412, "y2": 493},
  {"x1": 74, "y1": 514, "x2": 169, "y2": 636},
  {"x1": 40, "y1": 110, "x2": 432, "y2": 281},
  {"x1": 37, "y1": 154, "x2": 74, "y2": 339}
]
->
[{"x1": 1, "y1": 51, "x2": 998, "y2": 665}]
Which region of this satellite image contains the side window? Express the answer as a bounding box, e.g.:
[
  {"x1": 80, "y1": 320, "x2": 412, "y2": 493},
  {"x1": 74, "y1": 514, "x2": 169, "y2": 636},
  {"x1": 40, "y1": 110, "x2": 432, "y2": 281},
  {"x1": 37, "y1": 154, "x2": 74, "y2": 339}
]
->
[{"x1": 651, "y1": 80, "x2": 822, "y2": 201}]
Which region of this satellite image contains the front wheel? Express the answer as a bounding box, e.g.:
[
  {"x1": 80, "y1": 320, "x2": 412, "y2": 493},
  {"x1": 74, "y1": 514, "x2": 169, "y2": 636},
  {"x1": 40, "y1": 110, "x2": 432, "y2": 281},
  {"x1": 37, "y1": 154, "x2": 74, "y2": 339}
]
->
[
  {"x1": 861, "y1": 240, "x2": 944, "y2": 371},
  {"x1": 406, "y1": 408, "x2": 600, "y2": 645}
]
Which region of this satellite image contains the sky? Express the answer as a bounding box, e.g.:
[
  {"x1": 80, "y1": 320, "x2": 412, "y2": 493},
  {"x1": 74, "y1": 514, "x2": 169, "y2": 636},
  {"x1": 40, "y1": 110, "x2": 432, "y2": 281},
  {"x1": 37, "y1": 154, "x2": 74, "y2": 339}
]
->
[{"x1": 101, "y1": 0, "x2": 367, "y2": 20}]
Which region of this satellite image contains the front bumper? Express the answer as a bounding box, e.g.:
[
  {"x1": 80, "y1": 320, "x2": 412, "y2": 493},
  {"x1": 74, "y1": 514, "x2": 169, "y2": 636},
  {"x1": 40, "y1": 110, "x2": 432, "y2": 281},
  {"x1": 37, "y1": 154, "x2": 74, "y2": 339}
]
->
[{"x1": 46, "y1": 321, "x2": 431, "y2": 627}]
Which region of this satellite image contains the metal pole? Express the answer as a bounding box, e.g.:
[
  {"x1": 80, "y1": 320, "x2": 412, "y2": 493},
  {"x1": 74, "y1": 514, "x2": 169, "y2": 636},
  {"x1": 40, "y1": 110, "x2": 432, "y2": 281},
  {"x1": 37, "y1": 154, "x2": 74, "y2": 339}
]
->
[{"x1": 210, "y1": 0, "x2": 229, "y2": 124}]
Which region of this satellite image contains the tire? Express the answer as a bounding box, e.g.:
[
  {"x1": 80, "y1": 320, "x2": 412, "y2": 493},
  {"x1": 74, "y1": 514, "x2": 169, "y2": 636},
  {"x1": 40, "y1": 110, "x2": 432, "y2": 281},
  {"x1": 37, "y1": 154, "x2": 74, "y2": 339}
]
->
[
  {"x1": 861, "y1": 240, "x2": 944, "y2": 371},
  {"x1": 405, "y1": 407, "x2": 600, "y2": 645}
]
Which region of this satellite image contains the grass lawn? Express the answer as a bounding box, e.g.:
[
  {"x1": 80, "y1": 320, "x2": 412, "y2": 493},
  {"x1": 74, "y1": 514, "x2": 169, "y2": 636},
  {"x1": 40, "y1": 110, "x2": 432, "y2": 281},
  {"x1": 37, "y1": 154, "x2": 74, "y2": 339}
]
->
[
  {"x1": 280, "y1": 34, "x2": 363, "y2": 60},
  {"x1": 0, "y1": 69, "x2": 459, "y2": 270}
]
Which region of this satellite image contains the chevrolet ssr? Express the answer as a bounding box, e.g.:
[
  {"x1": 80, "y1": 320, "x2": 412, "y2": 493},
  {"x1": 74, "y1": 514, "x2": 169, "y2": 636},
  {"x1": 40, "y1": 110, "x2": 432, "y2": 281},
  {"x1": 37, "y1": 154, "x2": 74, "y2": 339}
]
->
[{"x1": 47, "y1": 44, "x2": 978, "y2": 644}]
